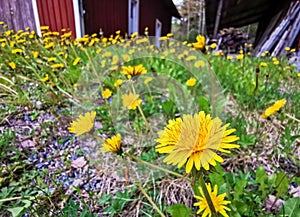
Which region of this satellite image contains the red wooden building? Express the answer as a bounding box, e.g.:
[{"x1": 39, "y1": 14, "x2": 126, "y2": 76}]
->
[{"x1": 0, "y1": 0, "x2": 180, "y2": 38}]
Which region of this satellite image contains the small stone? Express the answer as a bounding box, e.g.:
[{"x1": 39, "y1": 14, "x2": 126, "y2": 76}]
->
[
  {"x1": 20, "y1": 140, "x2": 35, "y2": 149},
  {"x1": 71, "y1": 156, "x2": 87, "y2": 168}
]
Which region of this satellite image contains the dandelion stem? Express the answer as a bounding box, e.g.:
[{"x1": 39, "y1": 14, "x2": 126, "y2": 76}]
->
[
  {"x1": 125, "y1": 153, "x2": 191, "y2": 181},
  {"x1": 130, "y1": 82, "x2": 153, "y2": 133},
  {"x1": 136, "y1": 182, "x2": 166, "y2": 217},
  {"x1": 93, "y1": 134, "x2": 106, "y2": 144},
  {"x1": 198, "y1": 175, "x2": 218, "y2": 217}
]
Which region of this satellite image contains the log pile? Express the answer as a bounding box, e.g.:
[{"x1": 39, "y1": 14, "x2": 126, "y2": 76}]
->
[
  {"x1": 208, "y1": 27, "x2": 249, "y2": 53},
  {"x1": 254, "y1": 0, "x2": 300, "y2": 56}
]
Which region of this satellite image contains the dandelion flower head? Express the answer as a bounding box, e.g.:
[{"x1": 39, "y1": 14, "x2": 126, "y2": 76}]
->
[
  {"x1": 155, "y1": 111, "x2": 239, "y2": 173},
  {"x1": 68, "y1": 111, "x2": 96, "y2": 136}
]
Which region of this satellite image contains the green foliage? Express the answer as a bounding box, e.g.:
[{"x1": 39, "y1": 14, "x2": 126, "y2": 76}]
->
[
  {"x1": 99, "y1": 190, "x2": 136, "y2": 217},
  {"x1": 166, "y1": 204, "x2": 192, "y2": 217},
  {"x1": 279, "y1": 198, "x2": 300, "y2": 217}
]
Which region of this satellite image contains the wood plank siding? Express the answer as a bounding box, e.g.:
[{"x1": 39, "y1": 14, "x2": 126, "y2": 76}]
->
[
  {"x1": 139, "y1": 0, "x2": 173, "y2": 36},
  {"x1": 83, "y1": 0, "x2": 128, "y2": 36},
  {"x1": 0, "y1": 0, "x2": 36, "y2": 31},
  {"x1": 36, "y1": 0, "x2": 76, "y2": 35}
]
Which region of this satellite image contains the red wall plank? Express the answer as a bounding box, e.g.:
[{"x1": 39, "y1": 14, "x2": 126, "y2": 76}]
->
[
  {"x1": 139, "y1": 0, "x2": 172, "y2": 36},
  {"x1": 83, "y1": 0, "x2": 128, "y2": 36},
  {"x1": 37, "y1": 0, "x2": 76, "y2": 36}
]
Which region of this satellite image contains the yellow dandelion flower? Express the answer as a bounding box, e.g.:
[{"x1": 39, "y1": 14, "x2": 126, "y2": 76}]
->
[
  {"x1": 131, "y1": 32, "x2": 138, "y2": 38},
  {"x1": 194, "y1": 60, "x2": 205, "y2": 67},
  {"x1": 8, "y1": 62, "x2": 16, "y2": 69},
  {"x1": 102, "y1": 51, "x2": 112, "y2": 57},
  {"x1": 210, "y1": 43, "x2": 217, "y2": 49},
  {"x1": 11, "y1": 48, "x2": 23, "y2": 54},
  {"x1": 44, "y1": 42, "x2": 55, "y2": 49},
  {"x1": 136, "y1": 38, "x2": 149, "y2": 44},
  {"x1": 236, "y1": 54, "x2": 244, "y2": 60},
  {"x1": 186, "y1": 55, "x2": 196, "y2": 61},
  {"x1": 193, "y1": 35, "x2": 206, "y2": 50},
  {"x1": 109, "y1": 65, "x2": 118, "y2": 71},
  {"x1": 32, "y1": 51, "x2": 39, "y2": 58},
  {"x1": 214, "y1": 51, "x2": 220, "y2": 56},
  {"x1": 96, "y1": 49, "x2": 102, "y2": 54},
  {"x1": 41, "y1": 74, "x2": 49, "y2": 82},
  {"x1": 48, "y1": 57, "x2": 57, "y2": 62},
  {"x1": 290, "y1": 48, "x2": 296, "y2": 53},
  {"x1": 194, "y1": 183, "x2": 231, "y2": 217},
  {"x1": 186, "y1": 77, "x2": 196, "y2": 87},
  {"x1": 40, "y1": 26, "x2": 49, "y2": 31},
  {"x1": 159, "y1": 36, "x2": 168, "y2": 41},
  {"x1": 88, "y1": 39, "x2": 95, "y2": 47},
  {"x1": 285, "y1": 66, "x2": 291, "y2": 70},
  {"x1": 68, "y1": 111, "x2": 96, "y2": 136},
  {"x1": 155, "y1": 111, "x2": 240, "y2": 173},
  {"x1": 167, "y1": 33, "x2": 173, "y2": 37},
  {"x1": 122, "y1": 54, "x2": 130, "y2": 62},
  {"x1": 114, "y1": 79, "x2": 123, "y2": 87},
  {"x1": 101, "y1": 134, "x2": 122, "y2": 154},
  {"x1": 273, "y1": 60, "x2": 279, "y2": 65},
  {"x1": 261, "y1": 99, "x2": 286, "y2": 119},
  {"x1": 121, "y1": 64, "x2": 147, "y2": 79},
  {"x1": 102, "y1": 88, "x2": 112, "y2": 99},
  {"x1": 51, "y1": 63, "x2": 64, "y2": 69},
  {"x1": 260, "y1": 62, "x2": 267, "y2": 67},
  {"x1": 285, "y1": 47, "x2": 290, "y2": 51},
  {"x1": 227, "y1": 56, "x2": 233, "y2": 60},
  {"x1": 73, "y1": 57, "x2": 81, "y2": 66},
  {"x1": 112, "y1": 55, "x2": 119, "y2": 65},
  {"x1": 122, "y1": 93, "x2": 142, "y2": 110},
  {"x1": 144, "y1": 77, "x2": 153, "y2": 84}
]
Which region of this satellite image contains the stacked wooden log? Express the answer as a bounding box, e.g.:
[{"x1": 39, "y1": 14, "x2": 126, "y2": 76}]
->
[
  {"x1": 208, "y1": 27, "x2": 248, "y2": 53},
  {"x1": 254, "y1": 0, "x2": 300, "y2": 56}
]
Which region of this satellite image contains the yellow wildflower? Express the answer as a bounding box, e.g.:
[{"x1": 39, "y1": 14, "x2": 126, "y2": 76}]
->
[
  {"x1": 122, "y1": 93, "x2": 142, "y2": 110},
  {"x1": 194, "y1": 60, "x2": 205, "y2": 67},
  {"x1": 121, "y1": 64, "x2": 147, "y2": 79},
  {"x1": 144, "y1": 77, "x2": 153, "y2": 84},
  {"x1": 102, "y1": 88, "x2": 112, "y2": 99},
  {"x1": 186, "y1": 56, "x2": 196, "y2": 61},
  {"x1": 193, "y1": 35, "x2": 206, "y2": 50},
  {"x1": 227, "y1": 56, "x2": 233, "y2": 60},
  {"x1": 186, "y1": 77, "x2": 196, "y2": 87},
  {"x1": 210, "y1": 43, "x2": 217, "y2": 49},
  {"x1": 261, "y1": 99, "x2": 286, "y2": 119},
  {"x1": 8, "y1": 62, "x2": 16, "y2": 69},
  {"x1": 48, "y1": 57, "x2": 57, "y2": 62},
  {"x1": 41, "y1": 74, "x2": 49, "y2": 82},
  {"x1": 155, "y1": 111, "x2": 239, "y2": 173},
  {"x1": 73, "y1": 57, "x2": 81, "y2": 66},
  {"x1": 51, "y1": 63, "x2": 64, "y2": 69},
  {"x1": 114, "y1": 79, "x2": 123, "y2": 87},
  {"x1": 101, "y1": 134, "x2": 122, "y2": 154},
  {"x1": 32, "y1": 51, "x2": 39, "y2": 58},
  {"x1": 11, "y1": 48, "x2": 23, "y2": 54},
  {"x1": 260, "y1": 62, "x2": 267, "y2": 67},
  {"x1": 68, "y1": 111, "x2": 96, "y2": 136}
]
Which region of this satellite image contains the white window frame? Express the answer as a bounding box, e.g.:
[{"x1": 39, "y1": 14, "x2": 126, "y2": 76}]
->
[
  {"x1": 128, "y1": 0, "x2": 139, "y2": 35},
  {"x1": 155, "y1": 19, "x2": 162, "y2": 48}
]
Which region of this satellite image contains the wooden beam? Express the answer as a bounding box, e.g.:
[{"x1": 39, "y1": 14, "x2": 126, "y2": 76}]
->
[{"x1": 213, "y1": 0, "x2": 223, "y2": 38}]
